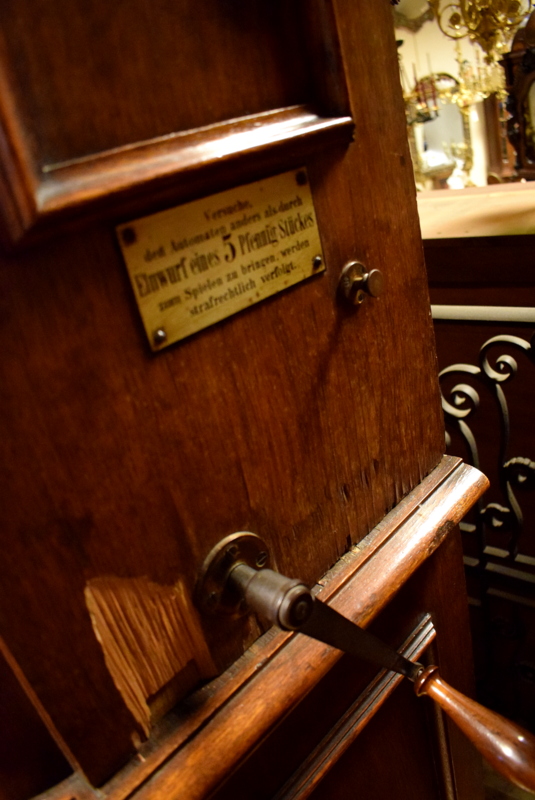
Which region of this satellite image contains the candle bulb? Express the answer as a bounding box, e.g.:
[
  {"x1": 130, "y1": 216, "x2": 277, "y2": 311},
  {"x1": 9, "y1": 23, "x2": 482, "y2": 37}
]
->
[
  {"x1": 413, "y1": 63, "x2": 422, "y2": 103},
  {"x1": 426, "y1": 53, "x2": 438, "y2": 112},
  {"x1": 421, "y1": 75, "x2": 428, "y2": 107}
]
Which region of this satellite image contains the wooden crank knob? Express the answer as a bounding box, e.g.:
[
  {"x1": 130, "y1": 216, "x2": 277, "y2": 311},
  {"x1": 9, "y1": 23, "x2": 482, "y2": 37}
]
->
[{"x1": 414, "y1": 666, "x2": 535, "y2": 793}]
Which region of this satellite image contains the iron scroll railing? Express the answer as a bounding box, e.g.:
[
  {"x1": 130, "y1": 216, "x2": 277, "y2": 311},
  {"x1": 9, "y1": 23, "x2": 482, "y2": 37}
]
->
[{"x1": 439, "y1": 332, "x2": 535, "y2": 731}]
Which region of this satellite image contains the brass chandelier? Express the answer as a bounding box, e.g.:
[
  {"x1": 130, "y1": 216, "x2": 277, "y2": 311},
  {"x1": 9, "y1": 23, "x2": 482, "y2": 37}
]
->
[{"x1": 428, "y1": 0, "x2": 532, "y2": 60}]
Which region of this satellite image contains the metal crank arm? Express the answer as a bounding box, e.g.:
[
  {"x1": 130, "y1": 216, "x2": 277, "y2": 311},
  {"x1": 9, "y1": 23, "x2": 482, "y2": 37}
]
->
[{"x1": 196, "y1": 533, "x2": 535, "y2": 793}]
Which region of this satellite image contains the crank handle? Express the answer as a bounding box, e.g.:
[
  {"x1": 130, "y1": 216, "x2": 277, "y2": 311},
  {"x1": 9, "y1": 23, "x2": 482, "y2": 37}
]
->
[
  {"x1": 228, "y1": 563, "x2": 535, "y2": 793},
  {"x1": 196, "y1": 535, "x2": 535, "y2": 793}
]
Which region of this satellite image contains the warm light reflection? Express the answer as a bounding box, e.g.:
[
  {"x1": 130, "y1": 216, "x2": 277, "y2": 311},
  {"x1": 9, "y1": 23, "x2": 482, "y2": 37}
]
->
[{"x1": 428, "y1": 0, "x2": 532, "y2": 61}]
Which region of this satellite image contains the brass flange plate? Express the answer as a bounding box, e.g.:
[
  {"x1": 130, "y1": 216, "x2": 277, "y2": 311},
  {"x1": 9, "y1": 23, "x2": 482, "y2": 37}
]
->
[{"x1": 195, "y1": 532, "x2": 271, "y2": 616}]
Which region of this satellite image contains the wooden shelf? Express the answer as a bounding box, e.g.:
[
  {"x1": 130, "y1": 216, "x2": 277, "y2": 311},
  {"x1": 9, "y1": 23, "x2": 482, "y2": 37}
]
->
[{"x1": 418, "y1": 183, "x2": 535, "y2": 241}]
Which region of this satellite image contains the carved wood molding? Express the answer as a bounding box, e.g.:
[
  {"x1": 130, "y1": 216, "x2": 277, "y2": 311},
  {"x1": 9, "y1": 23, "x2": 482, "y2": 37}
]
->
[
  {"x1": 274, "y1": 615, "x2": 437, "y2": 800},
  {"x1": 0, "y1": 104, "x2": 353, "y2": 250},
  {"x1": 39, "y1": 456, "x2": 488, "y2": 800},
  {"x1": 0, "y1": 0, "x2": 356, "y2": 250}
]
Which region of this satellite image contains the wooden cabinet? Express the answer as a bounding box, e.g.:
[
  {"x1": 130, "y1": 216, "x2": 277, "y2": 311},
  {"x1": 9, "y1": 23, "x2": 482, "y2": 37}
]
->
[
  {"x1": 502, "y1": 13, "x2": 535, "y2": 180},
  {"x1": 0, "y1": 3, "x2": 487, "y2": 798}
]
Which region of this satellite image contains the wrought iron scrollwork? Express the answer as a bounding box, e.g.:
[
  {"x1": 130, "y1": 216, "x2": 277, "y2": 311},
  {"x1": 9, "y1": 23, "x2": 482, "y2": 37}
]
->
[
  {"x1": 439, "y1": 332, "x2": 535, "y2": 728},
  {"x1": 440, "y1": 333, "x2": 535, "y2": 559}
]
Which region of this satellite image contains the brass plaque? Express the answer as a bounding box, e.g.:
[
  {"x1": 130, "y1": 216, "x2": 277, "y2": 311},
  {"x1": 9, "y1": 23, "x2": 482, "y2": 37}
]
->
[{"x1": 117, "y1": 169, "x2": 325, "y2": 350}]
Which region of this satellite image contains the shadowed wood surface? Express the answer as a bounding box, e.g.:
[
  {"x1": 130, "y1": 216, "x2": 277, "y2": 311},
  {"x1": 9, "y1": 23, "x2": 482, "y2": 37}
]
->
[
  {"x1": 36, "y1": 457, "x2": 488, "y2": 800},
  {"x1": 0, "y1": 649, "x2": 70, "y2": 800},
  {"x1": 272, "y1": 615, "x2": 438, "y2": 800}
]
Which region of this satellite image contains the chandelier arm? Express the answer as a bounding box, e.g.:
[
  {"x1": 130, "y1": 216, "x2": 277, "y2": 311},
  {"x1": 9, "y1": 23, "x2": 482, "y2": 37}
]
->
[
  {"x1": 461, "y1": 0, "x2": 481, "y2": 30},
  {"x1": 430, "y1": 1, "x2": 471, "y2": 40},
  {"x1": 429, "y1": 0, "x2": 533, "y2": 60}
]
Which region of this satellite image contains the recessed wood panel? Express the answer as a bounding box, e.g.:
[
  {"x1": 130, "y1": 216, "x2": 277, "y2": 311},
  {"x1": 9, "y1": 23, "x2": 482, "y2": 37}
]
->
[{"x1": 0, "y1": 0, "x2": 314, "y2": 167}]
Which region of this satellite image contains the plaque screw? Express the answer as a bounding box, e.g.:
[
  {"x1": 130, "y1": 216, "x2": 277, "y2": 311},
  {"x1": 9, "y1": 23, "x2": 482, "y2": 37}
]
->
[
  {"x1": 153, "y1": 328, "x2": 167, "y2": 346},
  {"x1": 121, "y1": 227, "x2": 137, "y2": 245},
  {"x1": 256, "y1": 551, "x2": 268, "y2": 568},
  {"x1": 312, "y1": 255, "x2": 323, "y2": 270}
]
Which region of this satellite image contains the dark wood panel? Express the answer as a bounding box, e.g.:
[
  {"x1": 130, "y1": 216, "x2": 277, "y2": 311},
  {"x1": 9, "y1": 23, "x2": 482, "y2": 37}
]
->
[
  {"x1": 470, "y1": 592, "x2": 535, "y2": 734},
  {"x1": 0, "y1": 0, "x2": 315, "y2": 166},
  {"x1": 0, "y1": 0, "x2": 352, "y2": 248},
  {"x1": 0, "y1": 649, "x2": 70, "y2": 800},
  {"x1": 0, "y1": 106, "x2": 353, "y2": 248},
  {"x1": 306, "y1": 681, "x2": 443, "y2": 800},
  {"x1": 274, "y1": 619, "x2": 437, "y2": 800},
  {"x1": 0, "y1": 0, "x2": 446, "y2": 786},
  {"x1": 425, "y1": 236, "x2": 535, "y2": 286},
  {"x1": 0, "y1": 173, "x2": 442, "y2": 779},
  {"x1": 430, "y1": 287, "x2": 535, "y2": 306},
  {"x1": 34, "y1": 110, "x2": 353, "y2": 242}
]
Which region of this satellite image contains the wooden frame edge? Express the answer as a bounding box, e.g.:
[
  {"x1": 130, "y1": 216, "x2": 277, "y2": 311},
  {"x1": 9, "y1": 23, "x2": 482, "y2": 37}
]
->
[
  {"x1": 273, "y1": 615, "x2": 437, "y2": 800},
  {"x1": 0, "y1": 0, "x2": 354, "y2": 250},
  {"x1": 0, "y1": 106, "x2": 353, "y2": 250}
]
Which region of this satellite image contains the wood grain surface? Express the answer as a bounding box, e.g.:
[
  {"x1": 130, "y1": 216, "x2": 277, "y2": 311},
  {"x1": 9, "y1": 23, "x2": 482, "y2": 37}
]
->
[
  {"x1": 273, "y1": 615, "x2": 438, "y2": 800},
  {"x1": 0, "y1": 4, "x2": 352, "y2": 246},
  {"x1": 36, "y1": 457, "x2": 488, "y2": 800},
  {"x1": 85, "y1": 576, "x2": 216, "y2": 733},
  {"x1": 0, "y1": 1, "x2": 317, "y2": 166},
  {"x1": 418, "y1": 183, "x2": 535, "y2": 240},
  {"x1": 0, "y1": 0, "x2": 446, "y2": 787}
]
